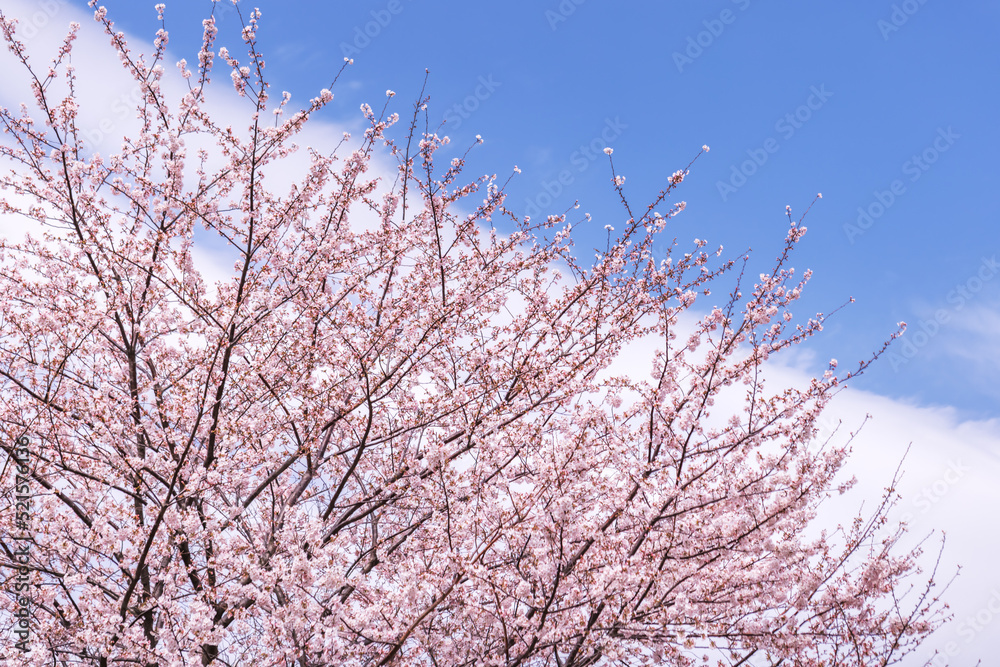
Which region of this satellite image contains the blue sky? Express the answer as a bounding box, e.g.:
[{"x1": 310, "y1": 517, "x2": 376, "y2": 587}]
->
[{"x1": 74, "y1": 0, "x2": 998, "y2": 419}]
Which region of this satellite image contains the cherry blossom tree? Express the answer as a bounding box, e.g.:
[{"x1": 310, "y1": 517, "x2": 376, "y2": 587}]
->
[{"x1": 0, "y1": 4, "x2": 948, "y2": 666}]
